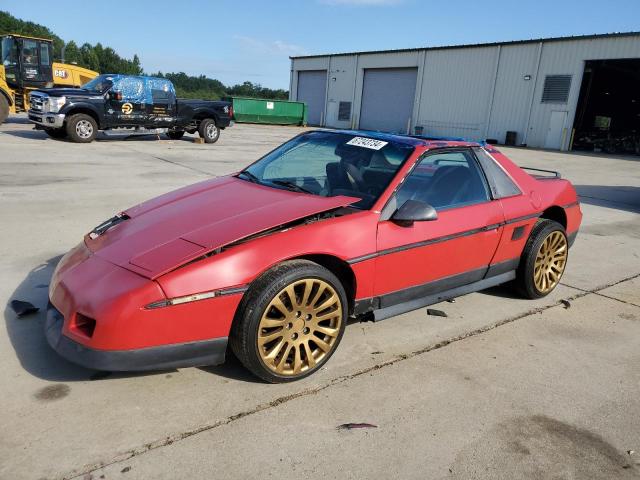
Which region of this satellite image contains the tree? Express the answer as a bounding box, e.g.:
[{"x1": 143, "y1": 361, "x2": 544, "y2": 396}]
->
[
  {"x1": 63, "y1": 40, "x2": 80, "y2": 64},
  {"x1": 80, "y1": 43, "x2": 100, "y2": 72}
]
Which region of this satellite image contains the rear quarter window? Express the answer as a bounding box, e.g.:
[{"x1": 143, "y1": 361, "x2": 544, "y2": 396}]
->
[{"x1": 474, "y1": 148, "x2": 522, "y2": 199}]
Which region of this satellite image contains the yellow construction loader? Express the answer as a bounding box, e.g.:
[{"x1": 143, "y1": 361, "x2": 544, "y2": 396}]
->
[{"x1": 0, "y1": 33, "x2": 98, "y2": 124}]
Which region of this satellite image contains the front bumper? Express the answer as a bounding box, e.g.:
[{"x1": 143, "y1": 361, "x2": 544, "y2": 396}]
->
[
  {"x1": 45, "y1": 304, "x2": 227, "y2": 371},
  {"x1": 28, "y1": 110, "x2": 65, "y2": 129}
]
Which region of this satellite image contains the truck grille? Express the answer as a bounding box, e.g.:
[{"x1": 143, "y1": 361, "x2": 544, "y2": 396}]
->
[{"x1": 29, "y1": 93, "x2": 47, "y2": 113}]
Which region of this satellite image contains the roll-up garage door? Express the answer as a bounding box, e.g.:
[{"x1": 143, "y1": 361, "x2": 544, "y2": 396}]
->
[
  {"x1": 359, "y1": 68, "x2": 418, "y2": 133},
  {"x1": 297, "y1": 70, "x2": 327, "y2": 126}
]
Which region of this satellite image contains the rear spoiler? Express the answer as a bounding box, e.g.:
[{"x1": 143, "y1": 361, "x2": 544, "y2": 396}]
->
[{"x1": 521, "y1": 167, "x2": 561, "y2": 179}]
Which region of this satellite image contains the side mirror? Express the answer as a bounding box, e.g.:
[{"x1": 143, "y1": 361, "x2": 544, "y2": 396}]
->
[
  {"x1": 391, "y1": 200, "x2": 438, "y2": 226},
  {"x1": 109, "y1": 90, "x2": 123, "y2": 101}
]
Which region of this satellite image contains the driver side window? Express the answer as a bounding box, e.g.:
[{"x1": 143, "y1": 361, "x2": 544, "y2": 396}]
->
[
  {"x1": 395, "y1": 150, "x2": 489, "y2": 210},
  {"x1": 111, "y1": 77, "x2": 145, "y2": 103}
]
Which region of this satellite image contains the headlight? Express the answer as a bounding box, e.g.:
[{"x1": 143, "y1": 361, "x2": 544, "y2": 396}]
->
[{"x1": 48, "y1": 96, "x2": 66, "y2": 113}]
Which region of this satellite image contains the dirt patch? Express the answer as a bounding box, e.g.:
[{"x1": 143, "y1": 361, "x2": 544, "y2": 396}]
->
[
  {"x1": 449, "y1": 415, "x2": 637, "y2": 479},
  {"x1": 34, "y1": 384, "x2": 70, "y2": 402}
]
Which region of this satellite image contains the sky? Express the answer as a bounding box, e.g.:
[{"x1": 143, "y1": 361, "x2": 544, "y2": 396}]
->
[{"x1": 3, "y1": 0, "x2": 640, "y2": 89}]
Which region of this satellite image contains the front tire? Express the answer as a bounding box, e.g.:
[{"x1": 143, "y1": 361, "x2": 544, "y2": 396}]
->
[
  {"x1": 230, "y1": 260, "x2": 347, "y2": 383},
  {"x1": 514, "y1": 219, "x2": 568, "y2": 299},
  {"x1": 0, "y1": 95, "x2": 9, "y2": 125},
  {"x1": 198, "y1": 118, "x2": 220, "y2": 143},
  {"x1": 44, "y1": 128, "x2": 67, "y2": 139},
  {"x1": 66, "y1": 113, "x2": 98, "y2": 143}
]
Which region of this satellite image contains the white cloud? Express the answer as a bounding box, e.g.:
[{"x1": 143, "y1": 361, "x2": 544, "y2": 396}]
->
[
  {"x1": 234, "y1": 35, "x2": 307, "y2": 56},
  {"x1": 319, "y1": 0, "x2": 402, "y2": 5}
]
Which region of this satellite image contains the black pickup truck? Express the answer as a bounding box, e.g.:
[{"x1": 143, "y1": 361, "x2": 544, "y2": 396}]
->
[{"x1": 27, "y1": 74, "x2": 233, "y2": 143}]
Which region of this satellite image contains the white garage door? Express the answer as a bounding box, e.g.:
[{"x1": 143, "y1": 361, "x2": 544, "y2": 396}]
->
[
  {"x1": 359, "y1": 68, "x2": 418, "y2": 133},
  {"x1": 297, "y1": 70, "x2": 327, "y2": 126}
]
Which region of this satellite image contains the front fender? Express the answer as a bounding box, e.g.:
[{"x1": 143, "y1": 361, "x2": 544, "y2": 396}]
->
[
  {"x1": 155, "y1": 210, "x2": 379, "y2": 300},
  {"x1": 61, "y1": 102, "x2": 103, "y2": 127}
]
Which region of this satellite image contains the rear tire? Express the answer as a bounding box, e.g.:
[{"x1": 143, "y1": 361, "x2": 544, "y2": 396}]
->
[
  {"x1": 230, "y1": 260, "x2": 347, "y2": 383},
  {"x1": 66, "y1": 113, "x2": 97, "y2": 143},
  {"x1": 198, "y1": 118, "x2": 220, "y2": 144},
  {"x1": 514, "y1": 219, "x2": 568, "y2": 299},
  {"x1": 0, "y1": 95, "x2": 9, "y2": 125},
  {"x1": 44, "y1": 128, "x2": 67, "y2": 139},
  {"x1": 166, "y1": 130, "x2": 185, "y2": 140}
]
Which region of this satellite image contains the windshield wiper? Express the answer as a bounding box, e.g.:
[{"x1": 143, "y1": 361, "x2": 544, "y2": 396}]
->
[
  {"x1": 270, "y1": 180, "x2": 314, "y2": 194},
  {"x1": 237, "y1": 170, "x2": 260, "y2": 183}
]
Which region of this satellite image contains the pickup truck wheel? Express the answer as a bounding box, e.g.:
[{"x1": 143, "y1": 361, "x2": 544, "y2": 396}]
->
[
  {"x1": 0, "y1": 95, "x2": 9, "y2": 124},
  {"x1": 66, "y1": 113, "x2": 97, "y2": 143},
  {"x1": 166, "y1": 130, "x2": 185, "y2": 140},
  {"x1": 44, "y1": 128, "x2": 67, "y2": 139},
  {"x1": 198, "y1": 118, "x2": 220, "y2": 144}
]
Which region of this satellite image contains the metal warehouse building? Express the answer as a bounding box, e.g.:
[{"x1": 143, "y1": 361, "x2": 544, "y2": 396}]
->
[{"x1": 289, "y1": 32, "x2": 640, "y2": 153}]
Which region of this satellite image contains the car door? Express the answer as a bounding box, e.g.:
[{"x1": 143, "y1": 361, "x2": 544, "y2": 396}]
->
[
  {"x1": 147, "y1": 78, "x2": 177, "y2": 127},
  {"x1": 373, "y1": 148, "x2": 505, "y2": 305},
  {"x1": 105, "y1": 76, "x2": 146, "y2": 127}
]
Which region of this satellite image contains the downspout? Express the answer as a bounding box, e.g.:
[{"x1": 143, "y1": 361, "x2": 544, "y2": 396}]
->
[
  {"x1": 288, "y1": 57, "x2": 294, "y2": 101},
  {"x1": 322, "y1": 55, "x2": 331, "y2": 127},
  {"x1": 522, "y1": 41, "x2": 543, "y2": 146},
  {"x1": 413, "y1": 49, "x2": 428, "y2": 134},
  {"x1": 484, "y1": 45, "x2": 501, "y2": 140},
  {"x1": 350, "y1": 54, "x2": 359, "y2": 129}
]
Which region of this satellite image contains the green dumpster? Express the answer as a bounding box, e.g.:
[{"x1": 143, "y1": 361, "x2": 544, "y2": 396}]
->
[{"x1": 224, "y1": 96, "x2": 307, "y2": 126}]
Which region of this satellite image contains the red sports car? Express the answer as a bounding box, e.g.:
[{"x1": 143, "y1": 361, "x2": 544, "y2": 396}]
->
[{"x1": 46, "y1": 130, "x2": 582, "y2": 382}]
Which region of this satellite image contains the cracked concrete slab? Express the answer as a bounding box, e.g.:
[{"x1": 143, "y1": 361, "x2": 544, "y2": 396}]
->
[{"x1": 598, "y1": 276, "x2": 640, "y2": 308}]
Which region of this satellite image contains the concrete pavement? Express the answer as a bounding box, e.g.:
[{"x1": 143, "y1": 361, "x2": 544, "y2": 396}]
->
[{"x1": 0, "y1": 116, "x2": 638, "y2": 479}]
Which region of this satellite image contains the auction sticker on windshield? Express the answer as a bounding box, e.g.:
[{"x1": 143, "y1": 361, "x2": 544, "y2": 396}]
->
[{"x1": 346, "y1": 137, "x2": 388, "y2": 150}]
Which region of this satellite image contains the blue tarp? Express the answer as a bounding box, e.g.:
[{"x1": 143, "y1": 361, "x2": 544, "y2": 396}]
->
[{"x1": 107, "y1": 75, "x2": 175, "y2": 104}]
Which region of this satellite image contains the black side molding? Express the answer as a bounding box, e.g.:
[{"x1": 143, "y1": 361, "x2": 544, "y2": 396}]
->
[
  {"x1": 373, "y1": 271, "x2": 516, "y2": 322},
  {"x1": 353, "y1": 259, "x2": 520, "y2": 320}
]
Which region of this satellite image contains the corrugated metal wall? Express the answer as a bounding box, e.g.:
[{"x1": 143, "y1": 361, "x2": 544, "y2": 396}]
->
[
  {"x1": 417, "y1": 46, "x2": 497, "y2": 139},
  {"x1": 290, "y1": 34, "x2": 640, "y2": 150},
  {"x1": 486, "y1": 44, "x2": 540, "y2": 145}
]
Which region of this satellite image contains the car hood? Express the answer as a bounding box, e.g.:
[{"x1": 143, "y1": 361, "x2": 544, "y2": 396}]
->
[
  {"x1": 86, "y1": 176, "x2": 358, "y2": 279},
  {"x1": 35, "y1": 88, "x2": 101, "y2": 98}
]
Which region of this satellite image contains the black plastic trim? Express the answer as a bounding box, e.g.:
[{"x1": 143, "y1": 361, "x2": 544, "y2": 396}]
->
[
  {"x1": 511, "y1": 225, "x2": 526, "y2": 240},
  {"x1": 567, "y1": 230, "x2": 578, "y2": 248},
  {"x1": 504, "y1": 212, "x2": 541, "y2": 225},
  {"x1": 379, "y1": 266, "x2": 487, "y2": 309},
  {"x1": 521, "y1": 166, "x2": 561, "y2": 178},
  {"x1": 485, "y1": 258, "x2": 520, "y2": 277},
  {"x1": 353, "y1": 258, "x2": 520, "y2": 317},
  {"x1": 373, "y1": 271, "x2": 516, "y2": 321},
  {"x1": 45, "y1": 306, "x2": 227, "y2": 371},
  {"x1": 218, "y1": 285, "x2": 249, "y2": 296}
]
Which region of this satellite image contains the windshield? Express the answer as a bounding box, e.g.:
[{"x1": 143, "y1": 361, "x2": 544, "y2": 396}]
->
[
  {"x1": 241, "y1": 131, "x2": 415, "y2": 209},
  {"x1": 81, "y1": 75, "x2": 114, "y2": 93}
]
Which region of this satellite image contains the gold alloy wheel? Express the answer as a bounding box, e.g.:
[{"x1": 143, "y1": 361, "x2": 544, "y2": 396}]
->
[
  {"x1": 257, "y1": 278, "x2": 343, "y2": 376},
  {"x1": 534, "y1": 231, "x2": 568, "y2": 293}
]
